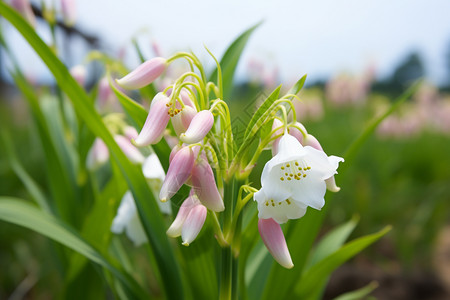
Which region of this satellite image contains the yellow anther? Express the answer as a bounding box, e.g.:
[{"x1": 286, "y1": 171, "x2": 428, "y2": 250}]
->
[
  {"x1": 307, "y1": 166, "x2": 311, "y2": 170},
  {"x1": 281, "y1": 166, "x2": 285, "y2": 170},
  {"x1": 280, "y1": 177, "x2": 284, "y2": 181},
  {"x1": 303, "y1": 174, "x2": 306, "y2": 177},
  {"x1": 286, "y1": 163, "x2": 290, "y2": 167},
  {"x1": 265, "y1": 202, "x2": 269, "y2": 206},
  {"x1": 289, "y1": 173, "x2": 293, "y2": 177},
  {"x1": 303, "y1": 167, "x2": 307, "y2": 171},
  {"x1": 271, "y1": 203, "x2": 275, "y2": 207},
  {"x1": 295, "y1": 162, "x2": 299, "y2": 166},
  {"x1": 286, "y1": 199, "x2": 291, "y2": 205},
  {"x1": 287, "y1": 177, "x2": 292, "y2": 181}
]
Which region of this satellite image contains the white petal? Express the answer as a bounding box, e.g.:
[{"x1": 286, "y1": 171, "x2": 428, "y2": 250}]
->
[
  {"x1": 255, "y1": 189, "x2": 307, "y2": 224},
  {"x1": 111, "y1": 191, "x2": 136, "y2": 234},
  {"x1": 142, "y1": 153, "x2": 166, "y2": 181},
  {"x1": 124, "y1": 214, "x2": 148, "y2": 246}
]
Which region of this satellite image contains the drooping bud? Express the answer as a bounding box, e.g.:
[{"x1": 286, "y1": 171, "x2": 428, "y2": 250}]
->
[
  {"x1": 288, "y1": 122, "x2": 307, "y2": 145},
  {"x1": 86, "y1": 138, "x2": 109, "y2": 170},
  {"x1": 114, "y1": 135, "x2": 145, "y2": 164},
  {"x1": 11, "y1": 0, "x2": 36, "y2": 27},
  {"x1": 134, "y1": 93, "x2": 170, "y2": 146},
  {"x1": 159, "y1": 146, "x2": 194, "y2": 202},
  {"x1": 180, "y1": 110, "x2": 214, "y2": 144},
  {"x1": 97, "y1": 76, "x2": 115, "y2": 111},
  {"x1": 191, "y1": 156, "x2": 224, "y2": 212},
  {"x1": 181, "y1": 204, "x2": 207, "y2": 246},
  {"x1": 70, "y1": 65, "x2": 87, "y2": 86},
  {"x1": 172, "y1": 105, "x2": 197, "y2": 136},
  {"x1": 166, "y1": 194, "x2": 198, "y2": 238},
  {"x1": 258, "y1": 218, "x2": 294, "y2": 269},
  {"x1": 123, "y1": 126, "x2": 139, "y2": 141},
  {"x1": 60, "y1": 0, "x2": 76, "y2": 26},
  {"x1": 304, "y1": 134, "x2": 323, "y2": 151},
  {"x1": 271, "y1": 118, "x2": 284, "y2": 156},
  {"x1": 116, "y1": 57, "x2": 167, "y2": 90}
]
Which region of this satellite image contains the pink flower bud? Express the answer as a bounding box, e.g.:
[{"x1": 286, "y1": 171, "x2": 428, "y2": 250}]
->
[
  {"x1": 166, "y1": 193, "x2": 198, "y2": 238},
  {"x1": 172, "y1": 105, "x2": 197, "y2": 136},
  {"x1": 159, "y1": 146, "x2": 194, "y2": 202},
  {"x1": 258, "y1": 218, "x2": 293, "y2": 269},
  {"x1": 288, "y1": 122, "x2": 306, "y2": 145},
  {"x1": 116, "y1": 57, "x2": 167, "y2": 90},
  {"x1": 86, "y1": 138, "x2": 109, "y2": 169},
  {"x1": 60, "y1": 0, "x2": 76, "y2": 26},
  {"x1": 97, "y1": 77, "x2": 114, "y2": 110},
  {"x1": 70, "y1": 65, "x2": 87, "y2": 87},
  {"x1": 134, "y1": 93, "x2": 170, "y2": 146},
  {"x1": 11, "y1": 0, "x2": 36, "y2": 27},
  {"x1": 271, "y1": 119, "x2": 284, "y2": 156},
  {"x1": 123, "y1": 126, "x2": 138, "y2": 141},
  {"x1": 169, "y1": 144, "x2": 182, "y2": 164},
  {"x1": 304, "y1": 134, "x2": 323, "y2": 151},
  {"x1": 181, "y1": 203, "x2": 207, "y2": 246},
  {"x1": 191, "y1": 156, "x2": 224, "y2": 212},
  {"x1": 114, "y1": 135, "x2": 145, "y2": 164},
  {"x1": 180, "y1": 110, "x2": 214, "y2": 144}
]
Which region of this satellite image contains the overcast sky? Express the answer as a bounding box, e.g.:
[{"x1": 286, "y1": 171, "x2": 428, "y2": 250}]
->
[{"x1": 3, "y1": 0, "x2": 450, "y2": 85}]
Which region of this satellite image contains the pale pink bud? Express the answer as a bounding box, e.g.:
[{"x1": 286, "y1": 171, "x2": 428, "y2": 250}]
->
[
  {"x1": 70, "y1": 65, "x2": 87, "y2": 86},
  {"x1": 180, "y1": 110, "x2": 214, "y2": 144},
  {"x1": 271, "y1": 119, "x2": 284, "y2": 156},
  {"x1": 304, "y1": 134, "x2": 323, "y2": 151},
  {"x1": 134, "y1": 93, "x2": 170, "y2": 146},
  {"x1": 97, "y1": 77, "x2": 114, "y2": 110},
  {"x1": 60, "y1": 0, "x2": 76, "y2": 26},
  {"x1": 159, "y1": 146, "x2": 194, "y2": 202},
  {"x1": 182, "y1": 203, "x2": 207, "y2": 246},
  {"x1": 116, "y1": 57, "x2": 167, "y2": 90},
  {"x1": 123, "y1": 126, "x2": 139, "y2": 141},
  {"x1": 166, "y1": 194, "x2": 198, "y2": 238},
  {"x1": 172, "y1": 105, "x2": 197, "y2": 136},
  {"x1": 11, "y1": 0, "x2": 36, "y2": 27},
  {"x1": 114, "y1": 135, "x2": 145, "y2": 164},
  {"x1": 86, "y1": 138, "x2": 109, "y2": 169},
  {"x1": 288, "y1": 122, "x2": 306, "y2": 145},
  {"x1": 191, "y1": 156, "x2": 224, "y2": 212},
  {"x1": 169, "y1": 144, "x2": 183, "y2": 163},
  {"x1": 258, "y1": 218, "x2": 293, "y2": 269}
]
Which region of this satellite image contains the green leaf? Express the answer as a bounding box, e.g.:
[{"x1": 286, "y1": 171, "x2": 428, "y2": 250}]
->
[
  {"x1": 287, "y1": 74, "x2": 307, "y2": 96},
  {"x1": 294, "y1": 226, "x2": 391, "y2": 298},
  {"x1": 305, "y1": 215, "x2": 359, "y2": 271},
  {"x1": 0, "y1": 131, "x2": 51, "y2": 212},
  {"x1": 109, "y1": 77, "x2": 171, "y2": 172},
  {"x1": 209, "y1": 22, "x2": 261, "y2": 99},
  {"x1": 243, "y1": 85, "x2": 281, "y2": 140},
  {"x1": 0, "y1": 197, "x2": 147, "y2": 299},
  {"x1": 0, "y1": 4, "x2": 184, "y2": 299},
  {"x1": 333, "y1": 281, "x2": 378, "y2": 300}
]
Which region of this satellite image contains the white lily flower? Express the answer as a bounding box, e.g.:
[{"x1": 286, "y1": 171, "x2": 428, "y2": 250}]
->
[{"x1": 257, "y1": 134, "x2": 343, "y2": 219}]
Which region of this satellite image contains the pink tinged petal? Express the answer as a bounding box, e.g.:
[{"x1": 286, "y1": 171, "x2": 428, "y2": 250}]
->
[
  {"x1": 304, "y1": 134, "x2": 323, "y2": 151},
  {"x1": 258, "y1": 218, "x2": 294, "y2": 269},
  {"x1": 166, "y1": 195, "x2": 199, "y2": 237},
  {"x1": 86, "y1": 138, "x2": 109, "y2": 169},
  {"x1": 11, "y1": 0, "x2": 36, "y2": 27},
  {"x1": 70, "y1": 65, "x2": 87, "y2": 86},
  {"x1": 191, "y1": 157, "x2": 225, "y2": 212},
  {"x1": 134, "y1": 94, "x2": 170, "y2": 146},
  {"x1": 169, "y1": 144, "x2": 182, "y2": 164},
  {"x1": 159, "y1": 146, "x2": 194, "y2": 202},
  {"x1": 97, "y1": 77, "x2": 114, "y2": 109},
  {"x1": 171, "y1": 105, "x2": 197, "y2": 136},
  {"x1": 181, "y1": 204, "x2": 207, "y2": 246},
  {"x1": 180, "y1": 110, "x2": 214, "y2": 144},
  {"x1": 61, "y1": 0, "x2": 76, "y2": 26},
  {"x1": 180, "y1": 90, "x2": 196, "y2": 108},
  {"x1": 116, "y1": 57, "x2": 167, "y2": 90},
  {"x1": 114, "y1": 135, "x2": 145, "y2": 164}
]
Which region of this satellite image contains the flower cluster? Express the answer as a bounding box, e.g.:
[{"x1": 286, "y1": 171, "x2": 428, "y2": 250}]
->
[{"x1": 104, "y1": 49, "x2": 343, "y2": 268}]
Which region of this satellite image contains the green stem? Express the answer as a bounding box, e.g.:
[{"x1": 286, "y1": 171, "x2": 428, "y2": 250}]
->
[{"x1": 220, "y1": 246, "x2": 233, "y2": 300}]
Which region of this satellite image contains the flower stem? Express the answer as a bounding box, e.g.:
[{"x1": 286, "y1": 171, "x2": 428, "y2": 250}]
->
[{"x1": 220, "y1": 246, "x2": 233, "y2": 300}]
